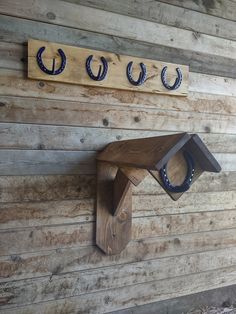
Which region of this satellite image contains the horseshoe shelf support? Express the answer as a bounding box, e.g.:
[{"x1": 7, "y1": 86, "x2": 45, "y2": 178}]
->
[
  {"x1": 86, "y1": 55, "x2": 108, "y2": 81},
  {"x1": 36, "y1": 46, "x2": 66, "y2": 75},
  {"x1": 126, "y1": 61, "x2": 147, "y2": 86},
  {"x1": 96, "y1": 133, "x2": 221, "y2": 255},
  {"x1": 161, "y1": 66, "x2": 182, "y2": 90}
]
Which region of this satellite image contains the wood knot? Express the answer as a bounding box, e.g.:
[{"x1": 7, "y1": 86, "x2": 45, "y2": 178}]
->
[
  {"x1": 46, "y1": 12, "x2": 56, "y2": 20},
  {"x1": 38, "y1": 81, "x2": 45, "y2": 88},
  {"x1": 102, "y1": 118, "x2": 109, "y2": 126},
  {"x1": 134, "y1": 116, "x2": 141, "y2": 123}
]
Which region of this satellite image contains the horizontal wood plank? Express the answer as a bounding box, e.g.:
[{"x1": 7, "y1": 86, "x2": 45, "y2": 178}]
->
[
  {"x1": 1, "y1": 0, "x2": 236, "y2": 60},
  {"x1": 0, "y1": 171, "x2": 235, "y2": 203},
  {"x1": 1, "y1": 266, "x2": 236, "y2": 313},
  {"x1": 1, "y1": 209, "x2": 236, "y2": 256},
  {"x1": 0, "y1": 191, "x2": 235, "y2": 229},
  {"x1": 157, "y1": 0, "x2": 236, "y2": 22},
  {"x1": 1, "y1": 247, "x2": 236, "y2": 308},
  {"x1": 0, "y1": 123, "x2": 236, "y2": 153},
  {"x1": 65, "y1": 0, "x2": 236, "y2": 40},
  {"x1": 0, "y1": 150, "x2": 96, "y2": 175},
  {"x1": 1, "y1": 17, "x2": 236, "y2": 79},
  {"x1": 1, "y1": 228, "x2": 236, "y2": 282},
  {"x1": 1, "y1": 96, "x2": 236, "y2": 136}
]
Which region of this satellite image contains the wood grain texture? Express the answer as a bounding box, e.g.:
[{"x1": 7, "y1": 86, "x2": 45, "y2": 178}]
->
[
  {"x1": 0, "y1": 171, "x2": 235, "y2": 203},
  {"x1": 96, "y1": 162, "x2": 132, "y2": 255},
  {"x1": 1, "y1": 266, "x2": 236, "y2": 313},
  {"x1": 1, "y1": 96, "x2": 236, "y2": 135},
  {"x1": 28, "y1": 39, "x2": 189, "y2": 96},
  {"x1": 65, "y1": 0, "x2": 236, "y2": 40},
  {"x1": 0, "y1": 190, "x2": 235, "y2": 230},
  {"x1": 1, "y1": 0, "x2": 236, "y2": 59},
  {"x1": 1, "y1": 247, "x2": 236, "y2": 309},
  {"x1": 1, "y1": 228, "x2": 236, "y2": 282},
  {"x1": 158, "y1": 0, "x2": 236, "y2": 22},
  {"x1": 2, "y1": 18, "x2": 236, "y2": 79},
  {"x1": 0, "y1": 150, "x2": 96, "y2": 175},
  {"x1": 1, "y1": 209, "x2": 236, "y2": 256}
]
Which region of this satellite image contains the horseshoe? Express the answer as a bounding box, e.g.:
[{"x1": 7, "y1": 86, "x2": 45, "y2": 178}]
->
[
  {"x1": 36, "y1": 46, "x2": 66, "y2": 75},
  {"x1": 86, "y1": 55, "x2": 108, "y2": 81},
  {"x1": 161, "y1": 66, "x2": 182, "y2": 90},
  {"x1": 126, "y1": 61, "x2": 147, "y2": 86},
  {"x1": 160, "y1": 151, "x2": 195, "y2": 193}
]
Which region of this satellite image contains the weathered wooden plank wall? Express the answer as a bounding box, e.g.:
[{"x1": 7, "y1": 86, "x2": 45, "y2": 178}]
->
[{"x1": 0, "y1": 0, "x2": 236, "y2": 313}]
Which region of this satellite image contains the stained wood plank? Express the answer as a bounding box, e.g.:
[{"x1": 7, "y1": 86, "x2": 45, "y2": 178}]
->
[
  {"x1": 1, "y1": 228, "x2": 236, "y2": 282},
  {"x1": 0, "y1": 171, "x2": 235, "y2": 203},
  {"x1": 65, "y1": 0, "x2": 236, "y2": 40},
  {"x1": 1, "y1": 266, "x2": 236, "y2": 313},
  {"x1": 1, "y1": 248, "x2": 236, "y2": 309},
  {"x1": 1, "y1": 209, "x2": 236, "y2": 256},
  {"x1": 1, "y1": 0, "x2": 236, "y2": 59},
  {"x1": 1, "y1": 96, "x2": 236, "y2": 136},
  {"x1": 1, "y1": 17, "x2": 236, "y2": 79},
  {"x1": 28, "y1": 39, "x2": 189, "y2": 96},
  {"x1": 0, "y1": 191, "x2": 235, "y2": 230},
  {"x1": 0, "y1": 150, "x2": 96, "y2": 175}
]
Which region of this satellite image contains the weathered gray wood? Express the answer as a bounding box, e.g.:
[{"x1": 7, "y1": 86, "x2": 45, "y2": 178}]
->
[
  {"x1": 0, "y1": 191, "x2": 235, "y2": 230},
  {"x1": 0, "y1": 171, "x2": 235, "y2": 203},
  {"x1": 1, "y1": 123, "x2": 236, "y2": 153},
  {"x1": 1, "y1": 228, "x2": 236, "y2": 283},
  {"x1": 1, "y1": 266, "x2": 236, "y2": 313},
  {"x1": 0, "y1": 150, "x2": 96, "y2": 175},
  {"x1": 1, "y1": 96, "x2": 236, "y2": 135},
  {"x1": 65, "y1": 0, "x2": 236, "y2": 40},
  {"x1": 1, "y1": 209, "x2": 236, "y2": 256},
  {"x1": 1, "y1": 16, "x2": 236, "y2": 78},
  {"x1": 111, "y1": 284, "x2": 236, "y2": 314},
  {"x1": 1, "y1": 0, "x2": 236, "y2": 59},
  {"x1": 1, "y1": 247, "x2": 236, "y2": 309},
  {"x1": 158, "y1": 0, "x2": 236, "y2": 22}
]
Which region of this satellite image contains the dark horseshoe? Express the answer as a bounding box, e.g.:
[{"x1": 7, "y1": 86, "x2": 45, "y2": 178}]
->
[
  {"x1": 36, "y1": 46, "x2": 66, "y2": 75},
  {"x1": 86, "y1": 55, "x2": 108, "y2": 81},
  {"x1": 126, "y1": 61, "x2": 147, "y2": 86},
  {"x1": 161, "y1": 66, "x2": 182, "y2": 90},
  {"x1": 160, "y1": 151, "x2": 195, "y2": 193}
]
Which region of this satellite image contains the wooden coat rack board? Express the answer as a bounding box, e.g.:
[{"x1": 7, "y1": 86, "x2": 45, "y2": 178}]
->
[
  {"x1": 28, "y1": 39, "x2": 189, "y2": 96},
  {"x1": 96, "y1": 133, "x2": 221, "y2": 255}
]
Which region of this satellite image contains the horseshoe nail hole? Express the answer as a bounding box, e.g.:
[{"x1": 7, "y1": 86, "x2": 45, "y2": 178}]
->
[
  {"x1": 39, "y1": 81, "x2": 45, "y2": 88},
  {"x1": 46, "y1": 12, "x2": 56, "y2": 20},
  {"x1": 103, "y1": 118, "x2": 109, "y2": 126},
  {"x1": 134, "y1": 116, "x2": 141, "y2": 123},
  {"x1": 112, "y1": 233, "x2": 116, "y2": 238}
]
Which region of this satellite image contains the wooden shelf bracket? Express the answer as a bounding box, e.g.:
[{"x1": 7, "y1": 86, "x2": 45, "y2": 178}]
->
[{"x1": 96, "y1": 133, "x2": 221, "y2": 255}]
